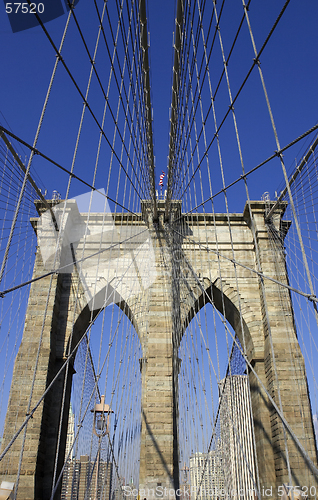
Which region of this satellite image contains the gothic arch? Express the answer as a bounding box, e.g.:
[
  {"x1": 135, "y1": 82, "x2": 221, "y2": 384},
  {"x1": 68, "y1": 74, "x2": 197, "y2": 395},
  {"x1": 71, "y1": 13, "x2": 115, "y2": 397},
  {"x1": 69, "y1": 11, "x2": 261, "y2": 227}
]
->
[
  {"x1": 181, "y1": 279, "x2": 255, "y2": 360},
  {"x1": 68, "y1": 292, "x2": 138, "y2": 356}
]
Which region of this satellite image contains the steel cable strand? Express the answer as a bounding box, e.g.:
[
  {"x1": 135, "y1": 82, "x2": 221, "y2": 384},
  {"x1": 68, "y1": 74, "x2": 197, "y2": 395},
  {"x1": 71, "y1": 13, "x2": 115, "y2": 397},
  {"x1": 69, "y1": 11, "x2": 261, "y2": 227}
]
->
[
  {"x1": 241, "y1": 0, "x2": 318, "y2": 337},
  {"x1": 174, "y1": 0, "x2": 249, "y2": 201},
  {"x1": 0, "y1": 126, "x2": 145, "y2": 220},
  {"x1": 196, "y1": 4, "x2": 263, "y2": 487},
  {"x1": 266, "y1": 220, "x2": 312, "y2": 464},
  {"x1": 69, "y1": 304, "x2": 113, "y2": 498},
  {"x1": 115, "y1": 325, "x2": 141, "y2": 491},
  {"x1": 26, "y1": 0, "x2": 146, "y2": 203},
  {"x1": 176, "y1": 0, "x2": 291, "y2": 203},
  {"x1": 0, "y1": 226, "x2": 149, "y2": 462},
  {"x1": 72, "y1": 0, "x2": 152, "y2": 199},
  {"x1": 171, "y1": 0, "x2": 200, "y2": 198},
  {"x1": 186, "y1": 311, "x2": 214, "y2": 435},
  {"x1": 166, "y1": 0, "x2": 192, "y2": 205},
  {"x1": 110, "y1": 320, "x2": 139, "y2": 463},
  {"x1": 114, "y1": 0, "x2": 151, "y2": 189},
  {"x1": 108, "y1": 0, "x2": 153, "y2": 198},
  {"x1": 138, "y1": 0, "x2": 158, "y2": 209},
  {"x1": 124, "y1": 0, "x2": 155, "y2": 198},
  {"x1": 49, "y1": 235, "x2": 149, "y2": 497},
  {"x1": 84, "y1": 0, "x2": 146, "y2": 204},
  {"x1": 171, "y1": 123, "x2": 318, "y2": 222},
  {"x1": 81, "y1": 314, "x2": 129, "y2": 500},
  {"x1": 180, "y1": 257, "x2": 243, "y2": 497},
  {"x1": 107, "y1": 8, "x2": 151, "y2": 214},
  {"x1": 168, "y1": 0, "x2": 215, "y2": 199},
  {"x1": 170, "y1": 221, "x2": 237, "y2": 486},
  {"x1": 210, "y1": 0, "x2": 291, "y2": 488},
  {"x1": 102, "y1": 317, "x2": 138, "y2": 497},
  {"x1": 172, "y1": 0, "x2": 216, "y2": 200},
  {"x1": 175, "y1": 267, "x2": 218, "y2": 408},
  {"x1": 50, "y1": 193, "x2": 148, "y2": 494},
  {"x1": 68, "y1": 0, "x2": 149, "y2": 209},
  {"x1": 169, "y1": 223, "x2": 318, "y2": 480},
  {"x1": 67, "y1": 0, "x2": 148, "y2": 192},
  {"x1": 105, "y1": 0, "x2": 152, "y2": 201},
  {"x1": 182, "y1": 326, "x2": 202, "y2": 458},
  {"x1": 49, "y1": 311, "x2": 130, "y2": 499}
]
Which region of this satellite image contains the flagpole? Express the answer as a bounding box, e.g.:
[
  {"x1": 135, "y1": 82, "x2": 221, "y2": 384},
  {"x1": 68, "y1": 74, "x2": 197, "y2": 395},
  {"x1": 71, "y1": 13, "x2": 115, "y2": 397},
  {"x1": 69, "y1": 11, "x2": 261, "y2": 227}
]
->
[{"x1": 159, "y1": 171, "x2": 165, "y2": 200}]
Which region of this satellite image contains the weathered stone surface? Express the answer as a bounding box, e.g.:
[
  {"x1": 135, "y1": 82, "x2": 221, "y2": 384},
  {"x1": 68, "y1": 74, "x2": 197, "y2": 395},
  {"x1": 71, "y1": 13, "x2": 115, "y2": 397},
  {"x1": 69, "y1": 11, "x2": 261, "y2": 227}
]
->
[{"x1": 0, "y1": 199, "x2": 317, "y2": 499}]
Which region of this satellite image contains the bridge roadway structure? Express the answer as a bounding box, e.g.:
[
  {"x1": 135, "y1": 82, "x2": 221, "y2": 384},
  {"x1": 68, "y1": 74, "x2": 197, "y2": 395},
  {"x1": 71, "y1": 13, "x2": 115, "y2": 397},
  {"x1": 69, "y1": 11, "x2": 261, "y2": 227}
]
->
[
  {"x1": 0, "y1": 197, "x2": 317, "y2": 499},
  {"x1": 0, "y1": 0, "x2": 318, "y2": 498}
]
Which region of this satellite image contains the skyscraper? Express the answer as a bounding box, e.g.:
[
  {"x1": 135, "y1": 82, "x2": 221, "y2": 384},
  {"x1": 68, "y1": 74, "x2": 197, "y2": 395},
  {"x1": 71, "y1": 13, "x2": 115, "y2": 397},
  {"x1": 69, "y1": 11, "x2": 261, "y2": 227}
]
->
[
  {"x1": 65, "y1": 404, "x2": 75, "y2": 461},
  {"x1": 189, "y1": 450, "x2": 224, "y2": 500},
  {"x1": 61, "y1": 455, "x2": 112, "y2": 500},
  {"x1": 218, "y1": 375, "x2": 257, "y2": 500}
]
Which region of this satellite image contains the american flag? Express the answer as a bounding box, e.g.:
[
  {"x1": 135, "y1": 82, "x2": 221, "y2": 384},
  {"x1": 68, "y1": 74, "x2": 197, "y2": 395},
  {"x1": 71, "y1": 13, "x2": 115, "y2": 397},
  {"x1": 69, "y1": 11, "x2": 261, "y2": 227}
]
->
[{"x1": 159, "y1": 171, "x2": 165, "y2": 186}]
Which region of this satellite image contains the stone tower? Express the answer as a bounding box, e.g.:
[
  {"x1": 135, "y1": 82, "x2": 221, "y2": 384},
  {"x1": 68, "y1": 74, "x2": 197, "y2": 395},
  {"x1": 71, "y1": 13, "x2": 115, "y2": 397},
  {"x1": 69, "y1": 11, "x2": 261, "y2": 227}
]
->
[{"x1": 0, "y1": 199, "x2": 317, "y2": 499}]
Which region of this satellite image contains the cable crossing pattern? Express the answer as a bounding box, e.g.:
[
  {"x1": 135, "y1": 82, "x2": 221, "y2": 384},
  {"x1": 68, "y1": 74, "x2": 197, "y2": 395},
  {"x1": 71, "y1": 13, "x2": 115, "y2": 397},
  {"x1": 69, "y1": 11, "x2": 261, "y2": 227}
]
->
[{"x1": 0, "y1": 1, "x2": 318, "y2": 500}]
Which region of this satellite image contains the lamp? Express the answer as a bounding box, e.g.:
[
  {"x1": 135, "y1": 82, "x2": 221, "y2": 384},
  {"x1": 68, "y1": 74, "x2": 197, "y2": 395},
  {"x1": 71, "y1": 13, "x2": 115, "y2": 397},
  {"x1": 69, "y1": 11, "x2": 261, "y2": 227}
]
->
[
  {"x1": 91, "y1": 396, "x2": 113, "y2": 500},
  {"x1": 91, "y1": 395, "x2": 113, "y2": 437}
]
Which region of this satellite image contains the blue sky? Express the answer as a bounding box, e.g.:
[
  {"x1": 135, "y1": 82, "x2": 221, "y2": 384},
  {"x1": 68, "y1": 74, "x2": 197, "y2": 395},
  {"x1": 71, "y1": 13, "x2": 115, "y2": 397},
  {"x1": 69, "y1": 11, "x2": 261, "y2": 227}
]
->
[
  {"x1": 0, "y1": 0, "x2": 317, "y2": 207},
  {"x1": 0, "y1": 0, "x2": 318, "y2": 463}
]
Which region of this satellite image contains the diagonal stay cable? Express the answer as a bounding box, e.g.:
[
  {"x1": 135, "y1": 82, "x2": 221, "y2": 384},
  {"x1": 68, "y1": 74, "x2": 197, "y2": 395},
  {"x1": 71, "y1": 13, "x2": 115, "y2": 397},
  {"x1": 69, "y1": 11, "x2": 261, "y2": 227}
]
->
[
  {"x1": 1, "y1": 230, "x2": 146, "y2": 468},
  {"x1": 0, "y1": 131, "x2": 59, "y2": 231},
  {"x1": 25, "y1": 0, "x2": 146, "y2": 201},
  {"x1": 173, "y1": 0, "x2": 246, "y2": 201},
  {"x1": 95, "y1": 0, "x2": 150, "y2": 198},
  {"x1": 171, "y1": 0, "x2": 244, "y2": 201},
  {"x1": 0, "y1": 126, "x2": 143, "y2": 219},
  {"x1": 175, "y1": 225, "x2": 318, "y2": 480},
  {"x1": 0, "y1": 226, "x2": 149, "y2": 298},
  {"x1": 173, "y1": 122, "x2": 318, "y2": 220},
  {"x1": 169, "y1": 224, "x2": 318, "y2": 303},
  {"x1": 178, "y1": 0, "x2": 291, "y2": 202},
  {"x1": 65, "y1": 0, "x2": 151, "y2": 199}
]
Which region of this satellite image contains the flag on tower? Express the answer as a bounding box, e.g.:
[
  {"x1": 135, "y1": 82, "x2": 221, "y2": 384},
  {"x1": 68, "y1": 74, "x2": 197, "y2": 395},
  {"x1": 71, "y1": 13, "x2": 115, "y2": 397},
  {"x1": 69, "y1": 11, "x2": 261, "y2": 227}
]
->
[{"x1": 159, "y1": 171, "x2": 165, "y2": 187}]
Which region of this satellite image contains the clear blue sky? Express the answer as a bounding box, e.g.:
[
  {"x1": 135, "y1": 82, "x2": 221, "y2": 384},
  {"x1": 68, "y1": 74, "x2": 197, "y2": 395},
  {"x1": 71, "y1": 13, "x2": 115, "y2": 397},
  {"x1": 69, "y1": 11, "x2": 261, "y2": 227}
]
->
[
  {"x1": 0, "y1": 0, "x2": 317, "y2": 208},
  {"x1": 0, "y1": 0, "x2": 318, "y2": 455}
]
